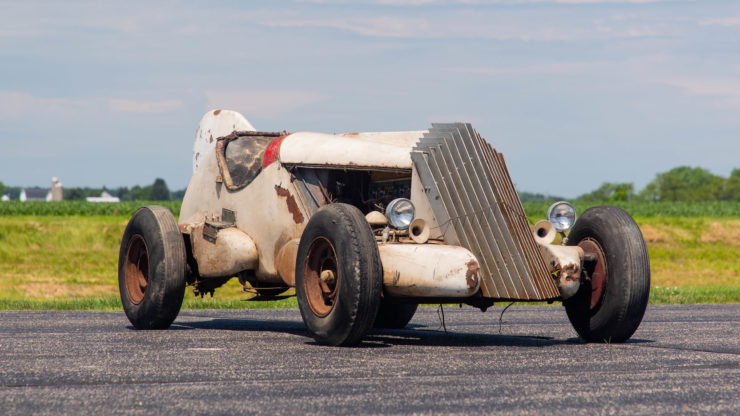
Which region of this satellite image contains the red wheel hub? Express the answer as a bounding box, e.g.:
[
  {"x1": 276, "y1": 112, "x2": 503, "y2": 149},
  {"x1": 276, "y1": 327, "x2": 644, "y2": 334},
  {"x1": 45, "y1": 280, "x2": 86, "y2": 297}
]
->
[
  {"x1": 303, "y1": 237, "x2": 339, "y2": 317},
  {"x1": 124, "y1": 234, "x2": 149, "y2": 305},
  {"x1": 578, "y1": 238, "x2": 608, "y2": 310}
]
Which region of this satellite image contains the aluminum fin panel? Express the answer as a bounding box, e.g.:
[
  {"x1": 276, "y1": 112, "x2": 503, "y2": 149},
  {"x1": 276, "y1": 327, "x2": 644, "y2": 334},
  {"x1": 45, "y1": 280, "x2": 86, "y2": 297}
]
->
[{"x1": 411, "y1": 123, "x2": 560, "y2": 300}]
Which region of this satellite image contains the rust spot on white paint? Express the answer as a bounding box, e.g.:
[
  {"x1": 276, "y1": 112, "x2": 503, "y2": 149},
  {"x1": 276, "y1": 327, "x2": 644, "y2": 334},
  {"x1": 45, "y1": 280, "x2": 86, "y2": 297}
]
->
[
  {"x1": 465, "y1": 260, "x2": 480, "y2": 289},
  {"x1": 275, "y1": 185, "x2": 304, "y2": 224}
]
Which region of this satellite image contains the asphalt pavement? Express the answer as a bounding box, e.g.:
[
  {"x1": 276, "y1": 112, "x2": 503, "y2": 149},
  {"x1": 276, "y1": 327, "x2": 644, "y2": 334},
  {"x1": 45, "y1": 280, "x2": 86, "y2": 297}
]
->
[{"x1": 0, "y1": 304, "x2": 738, "y2": 415}]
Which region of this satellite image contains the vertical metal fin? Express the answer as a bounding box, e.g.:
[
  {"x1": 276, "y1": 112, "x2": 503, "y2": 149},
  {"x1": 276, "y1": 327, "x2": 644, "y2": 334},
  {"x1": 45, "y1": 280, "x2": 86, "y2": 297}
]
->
[{"x1": 412, "y1": 123, "x2": 560, "y2": 300}]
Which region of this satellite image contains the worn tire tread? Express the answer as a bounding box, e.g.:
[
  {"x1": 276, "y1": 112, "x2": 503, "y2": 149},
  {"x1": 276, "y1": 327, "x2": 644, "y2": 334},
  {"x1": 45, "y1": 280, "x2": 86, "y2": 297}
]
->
[
  {"x1": 118, "y1": 205, "x2": 186, "y2": 330},
  {"x1": 565, "y1": 206, "x2": 650, "y2": 342},
  {"x1": 296, "y1": 203, "x2": 382, "y2": 346}
]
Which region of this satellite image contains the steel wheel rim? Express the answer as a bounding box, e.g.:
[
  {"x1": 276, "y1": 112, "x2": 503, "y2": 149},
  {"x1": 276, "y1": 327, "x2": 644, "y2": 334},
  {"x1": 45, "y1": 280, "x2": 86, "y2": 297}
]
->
[
  {"x1": 124, "y1": 234, "x2": 149, "y2": 305},
  {"x1": 579, "y1": 237, "x2": 608, "y2": 311},
  {"x1": 303, "y1": 237, "x2": 339, "y2": 317}
]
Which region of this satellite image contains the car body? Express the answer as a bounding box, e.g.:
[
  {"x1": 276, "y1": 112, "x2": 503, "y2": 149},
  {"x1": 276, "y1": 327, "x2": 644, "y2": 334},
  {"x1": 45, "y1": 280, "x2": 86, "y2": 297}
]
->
[{"x1": 118, "y1": 110, "x2": 651, "y2": 346}]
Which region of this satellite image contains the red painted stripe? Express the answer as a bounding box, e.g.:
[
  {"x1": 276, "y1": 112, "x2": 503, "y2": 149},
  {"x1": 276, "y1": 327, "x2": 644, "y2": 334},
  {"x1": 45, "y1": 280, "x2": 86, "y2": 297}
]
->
[{"x1": 262, "y1": 134, "x2": 289, "y2": 168}]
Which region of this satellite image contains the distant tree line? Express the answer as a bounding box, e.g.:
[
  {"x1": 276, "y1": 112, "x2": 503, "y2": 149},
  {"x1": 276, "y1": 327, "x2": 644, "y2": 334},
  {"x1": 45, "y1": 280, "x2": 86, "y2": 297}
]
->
[
  {"x1": 518, "y1": 191, "x2": 566, "y2": 203},
  {"x1": 1, "y1": 178, "x2": 186, "y2": 201},
  {"x1": 578, "y1": 166, "x2": 740, "y2": 202},
  {"x1": 64, "y1": 178, "x2": 184, "y2": 201},
  {"x1": 517, "y1": 166, "x2": 740, "y2": 203},
  {"x1": 4, "y1": 166, "x2": 739, "y2": 203}
]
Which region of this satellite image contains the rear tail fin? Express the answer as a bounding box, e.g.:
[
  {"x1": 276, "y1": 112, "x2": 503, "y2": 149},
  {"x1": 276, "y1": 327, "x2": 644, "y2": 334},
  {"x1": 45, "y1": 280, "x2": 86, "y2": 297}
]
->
[{"x1": 193, "y1": 109, "x2": 255, "y2": 173}]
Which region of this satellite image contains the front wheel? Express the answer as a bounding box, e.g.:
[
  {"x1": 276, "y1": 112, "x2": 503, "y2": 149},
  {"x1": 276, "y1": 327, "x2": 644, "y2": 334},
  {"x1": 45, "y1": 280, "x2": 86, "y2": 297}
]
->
[
  {"x1": 118, "y1": 206, "x2": 187, "y2": 329},
  {"x1": 564, "y1": 206, "x2": 650, "y2": 342},
  {"x1": 296, "y1": 203, "x2": 382, "y2": 346}
]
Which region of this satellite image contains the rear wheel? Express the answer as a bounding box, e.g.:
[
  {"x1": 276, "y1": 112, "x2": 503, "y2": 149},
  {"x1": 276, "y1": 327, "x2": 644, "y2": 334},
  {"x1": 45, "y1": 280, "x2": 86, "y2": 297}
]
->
[
  {"x1": 296, "y1": 203, "x2": 382, "y2": 346},
  {"x1": 374, "y1": 300, "x2": 418, "y2": 329},
  {"x1": 564, "y1": 206, "x2": 650, "y2": 342},
  {"x1": 118, "y1": 206, "x2": 187, "y2": 329}
]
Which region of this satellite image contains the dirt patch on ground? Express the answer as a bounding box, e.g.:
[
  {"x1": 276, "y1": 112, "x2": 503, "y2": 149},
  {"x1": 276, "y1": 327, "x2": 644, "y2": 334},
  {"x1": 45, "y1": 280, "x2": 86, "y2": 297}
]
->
[
  {"x1": 18, "y1": 283, "x2": 117, "y2": 299},
  {"x1": 639, "y1": 224, "x2": 690, "y2": 247},
  {"x1": 651, "y1": 264, "x2": 738, "y2": 287},
  {"x1": 700, "y1": 221, "x2": 740, "y2": 248},
  {"x1": 640, "y1": 225, "x2": 666, "y2": 243}
]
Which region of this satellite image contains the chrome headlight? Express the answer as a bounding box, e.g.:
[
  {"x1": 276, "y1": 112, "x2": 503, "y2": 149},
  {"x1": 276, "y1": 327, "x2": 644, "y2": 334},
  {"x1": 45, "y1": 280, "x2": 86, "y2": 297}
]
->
[
  {"x1": 547, "y1": 201, "x2": 577, "y2": 233},
  {"x1": 385, "y1": 198, "x2": 415, "y2": 230}
]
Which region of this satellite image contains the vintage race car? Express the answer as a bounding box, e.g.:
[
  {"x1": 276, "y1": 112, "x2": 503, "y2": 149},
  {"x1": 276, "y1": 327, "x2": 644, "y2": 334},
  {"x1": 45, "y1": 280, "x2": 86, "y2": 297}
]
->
[{"x1": 118, "y1": 110, "x2": 650, "y2": 346}]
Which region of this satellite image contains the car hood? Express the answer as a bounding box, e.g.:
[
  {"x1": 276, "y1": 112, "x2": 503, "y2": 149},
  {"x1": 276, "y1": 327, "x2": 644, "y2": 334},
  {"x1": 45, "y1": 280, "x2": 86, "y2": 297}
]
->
[{"x1": 279, "y1": 131, "x2": 427, "y2": 170}]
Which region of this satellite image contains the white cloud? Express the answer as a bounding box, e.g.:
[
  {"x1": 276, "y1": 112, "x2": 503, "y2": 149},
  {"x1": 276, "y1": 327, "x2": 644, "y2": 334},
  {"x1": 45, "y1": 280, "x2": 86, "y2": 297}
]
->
[
  {"x1": 376, "y1": 0, "x2": 439, "y2": 4},
  {"x1": 0, "y1": 92, "x2": 184, "y2": 119},
  {"x1": 302, "y1": 0, "x2": 666, "y2": 4},
  {"x1": 446, "y1": 61, "x2": 603, "y2": 76},
  {"x1": 700, "y1": 17, "x2": 740, "y2": 27},
  {"x1": 556, "y1": 0, "x2": 662, "y2": 4},
  {"x1": 108, "y1": 98, "x2": 183, "y2": 113},
  {"x1": 266, "y1": 10, "x2": 664, "y2": 41},
  {"x1": 0, "y1": 91, "x2": 90, "y2": 119},
  {"x1": 266, "y1": 16, "x2": 578, "y2": 40},
  {"x1": 662, "y1": 77, "x2": 740, "y2": 108},
  {"x1": 204, "y1": 90, "x2": 326, "y2": 119},
  {"x1": 265, "y1": 16, "x2": 431, "y2": 38}
]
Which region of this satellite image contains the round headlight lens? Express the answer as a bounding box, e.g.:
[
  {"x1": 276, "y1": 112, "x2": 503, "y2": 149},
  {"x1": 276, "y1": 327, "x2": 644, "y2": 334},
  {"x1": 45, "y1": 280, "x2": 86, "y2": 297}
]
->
[
  {"x1": 385, "y1": 198, "x2": 415, "y2": 230},
  {"x1": 547, "y1": 201, "x2": 577, "y2": 232}
]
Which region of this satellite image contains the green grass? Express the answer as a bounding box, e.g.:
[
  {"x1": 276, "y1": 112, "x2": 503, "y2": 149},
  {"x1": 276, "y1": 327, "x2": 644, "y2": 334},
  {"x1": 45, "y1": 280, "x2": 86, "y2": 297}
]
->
[
  {"x1": 0, "y1": 295, "x2": 299, "y2": 311},
  {"x1": 0, "y1": 213, "x2": 737, "y2": 310},
  {"x1": 0, "y1": 296, "x2": 123, "y2": 311},
  {"x1": 649, "y1": 286, "x2": 740, "y2": 304},
  {"x1": 0, "y1": 216, "x2": 127, "y2": 301},
  {"x1": 636, "y1": 216, "x2": 739, "y2": 288},
  {"x1": 0, "y1": 201, "x2": 181, "y2": 217},
  {"x1": 2, "y1": 200, "x2": 739, "y2": 218},
  {"x1": 522, "y1": 201, "x2": 740, "y2": 219}
]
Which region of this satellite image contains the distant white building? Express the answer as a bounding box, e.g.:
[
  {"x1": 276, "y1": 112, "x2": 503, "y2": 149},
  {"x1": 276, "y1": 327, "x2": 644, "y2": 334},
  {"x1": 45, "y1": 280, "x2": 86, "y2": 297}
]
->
[
  {"x1": 20, "y1": 187, "x2": 51, "y2": 201},
  {"x1": 86, "y1": 191, "x2": 120, "y2": 203},
  {"x1": 1, "y1": 194, "x2": 9, "y2": 202},
  {"x1": 20, "y1": 177, "x2": 63, "y2": 202}
]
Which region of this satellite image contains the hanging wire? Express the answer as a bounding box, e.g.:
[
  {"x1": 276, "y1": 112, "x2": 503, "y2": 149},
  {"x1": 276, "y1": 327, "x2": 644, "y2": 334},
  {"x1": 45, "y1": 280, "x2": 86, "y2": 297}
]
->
[
  {"x1": 498, "y1": 302, "x2": 515, "y2": 334},
  {"x1": 436, "y1": 304, "x2": 447, "y2": 333}
]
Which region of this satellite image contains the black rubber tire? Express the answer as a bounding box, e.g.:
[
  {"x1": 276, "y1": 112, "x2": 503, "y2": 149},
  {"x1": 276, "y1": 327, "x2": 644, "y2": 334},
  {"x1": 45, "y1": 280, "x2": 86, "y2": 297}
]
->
[
  {"x1": 564, "y1": 206, "x2": 650, "y2": 342},
  {"x1": 374, "y1": 300, "x2": 418, "y2": 329},
  {"x1": 295, "y1": 203, "x2": 382, "y2": 346},
  {"x1": 118, "y1": 206, "x2": 187, "y2": 329}
]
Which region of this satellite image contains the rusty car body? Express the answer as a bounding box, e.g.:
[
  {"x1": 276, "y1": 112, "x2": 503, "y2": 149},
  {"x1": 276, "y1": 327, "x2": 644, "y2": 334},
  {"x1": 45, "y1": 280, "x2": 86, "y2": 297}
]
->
[{"x1": 118, "y1": 110, "x2": 651, "y2": 346}]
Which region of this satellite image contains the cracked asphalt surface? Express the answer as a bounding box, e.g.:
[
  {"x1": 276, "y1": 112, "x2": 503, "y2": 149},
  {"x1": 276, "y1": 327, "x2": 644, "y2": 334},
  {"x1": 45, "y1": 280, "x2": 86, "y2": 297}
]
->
[{"x1": 1, "y1": 304, "x2": 738, "y2": 415}]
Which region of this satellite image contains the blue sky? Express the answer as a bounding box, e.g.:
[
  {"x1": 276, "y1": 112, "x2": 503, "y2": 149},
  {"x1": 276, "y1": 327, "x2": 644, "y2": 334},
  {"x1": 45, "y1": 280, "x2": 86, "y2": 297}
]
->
[{"x1": 1, "y1": 0, "x2": 738, "y2": 197}]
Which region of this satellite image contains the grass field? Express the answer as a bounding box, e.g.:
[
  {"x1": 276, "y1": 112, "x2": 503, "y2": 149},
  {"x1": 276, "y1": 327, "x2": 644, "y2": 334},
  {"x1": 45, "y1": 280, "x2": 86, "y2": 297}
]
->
[
  {"x1": 3, "y1": 200, "x2": 739, "y2": 217},
  {"x1": 521, "y1": 201, "x2": 740, "y2": 218},
  {"x1": 0, "y1": 202, "x2": 738, "y2": 310},
  {"x1": 0, "y1": 201, "x2": 181, "y2": 217}
]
